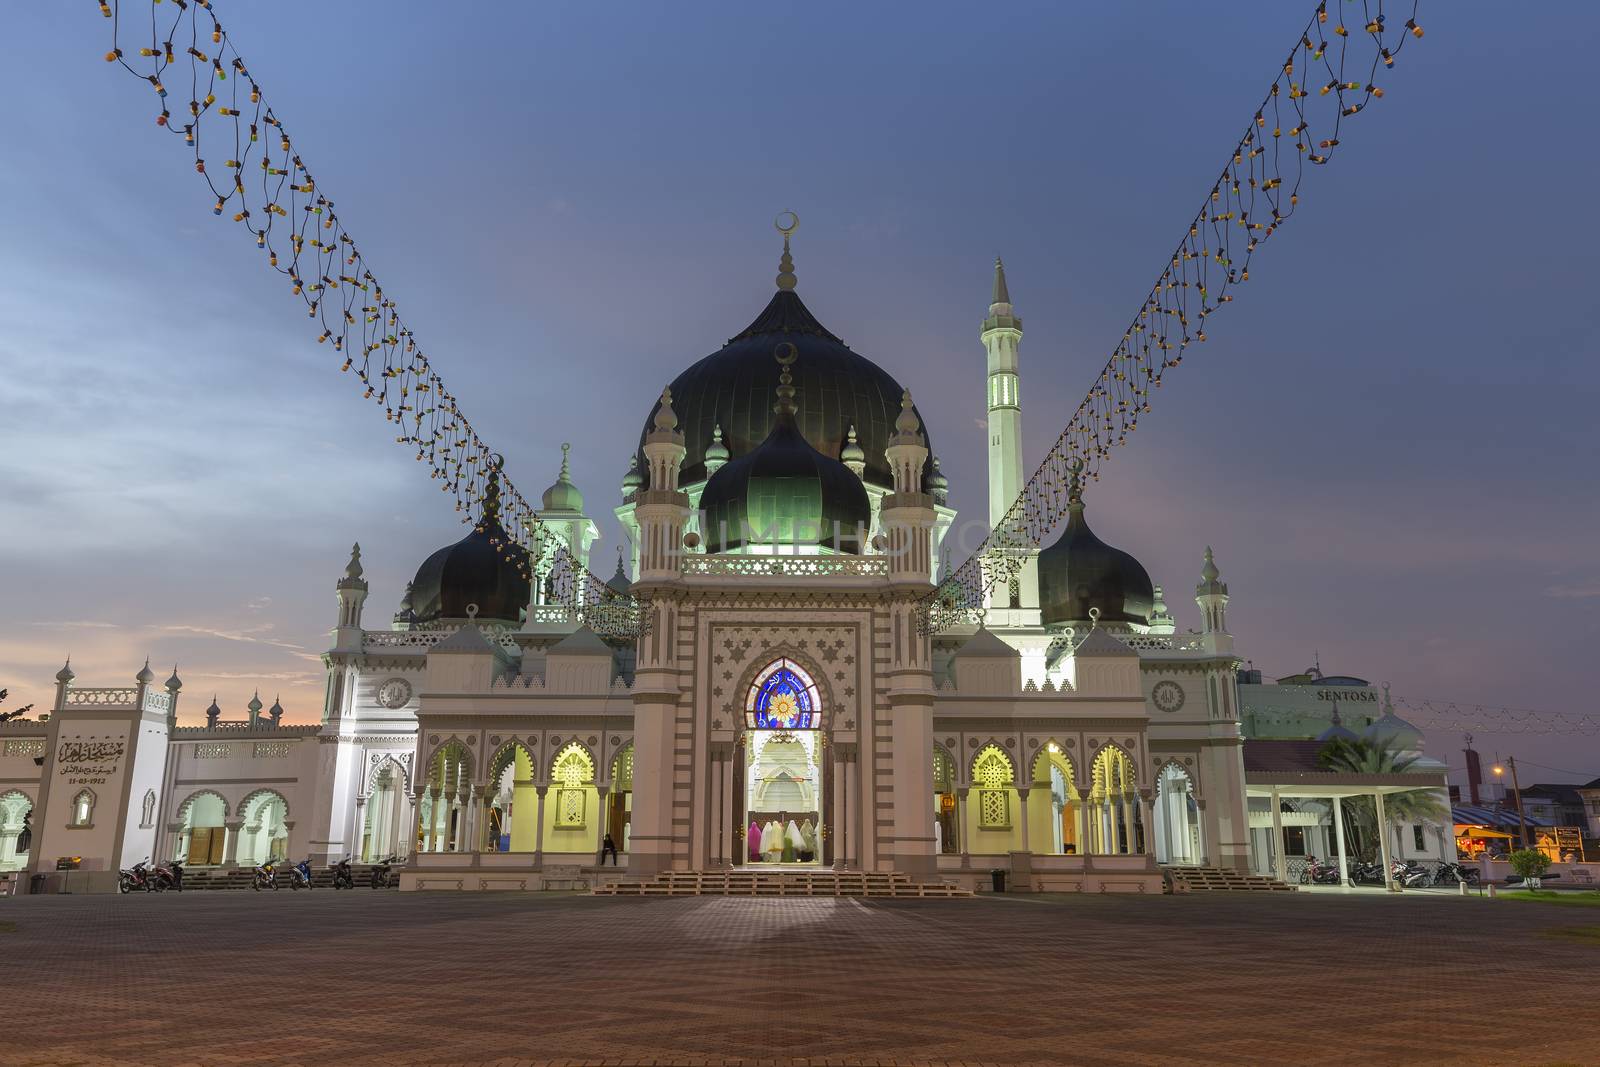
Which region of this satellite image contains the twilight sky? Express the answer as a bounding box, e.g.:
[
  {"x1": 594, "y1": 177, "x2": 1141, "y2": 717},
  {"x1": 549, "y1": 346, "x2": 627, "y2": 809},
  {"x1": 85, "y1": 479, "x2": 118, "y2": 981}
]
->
[{"x1": 2, "y1": 2, "x2": 1596, "y2": 782}]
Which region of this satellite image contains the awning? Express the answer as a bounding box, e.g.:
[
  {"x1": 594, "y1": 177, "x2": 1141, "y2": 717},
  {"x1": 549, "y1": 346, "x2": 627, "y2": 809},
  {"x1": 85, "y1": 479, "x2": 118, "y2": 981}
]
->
[{"x1": 1455, "y1": 826, "x2": 1514, "y2": 839}]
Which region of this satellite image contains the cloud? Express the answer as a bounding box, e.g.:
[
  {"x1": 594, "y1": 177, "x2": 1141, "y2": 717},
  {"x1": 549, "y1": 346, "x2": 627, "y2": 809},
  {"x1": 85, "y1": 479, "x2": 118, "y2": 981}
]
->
[
  {"x1": 1545, "y1": 583, "x2": 1600, "y2": 600},
  {"x1": 155, "y1": 624, "x2": 308, "y2": 655},
  {"x1": 31, "y1": 620, "x2": 120, "y2": 630},
  {"x1": 245, "y1": 597, "x2": 274, "y2": 611}
]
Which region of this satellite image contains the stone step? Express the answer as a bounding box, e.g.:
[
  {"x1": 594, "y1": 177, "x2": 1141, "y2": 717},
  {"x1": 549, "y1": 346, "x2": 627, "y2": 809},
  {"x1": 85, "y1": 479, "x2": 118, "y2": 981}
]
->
[
  {"x1": 1163, "y1": 865, "x2": 1296, "y2": 892},
  {"x1": 593, "y1": 869, "x2": 973, "y2": 898}
]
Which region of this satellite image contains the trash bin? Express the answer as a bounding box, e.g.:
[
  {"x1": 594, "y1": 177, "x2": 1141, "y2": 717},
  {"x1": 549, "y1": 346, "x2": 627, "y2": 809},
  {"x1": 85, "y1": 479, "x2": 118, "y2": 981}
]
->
[
  {"x1": 29, "y1": 874, "x2": 48, "y2": 895},
  {"x1": 990, "y1": 868, "x2": 1006, "y2": 893}
]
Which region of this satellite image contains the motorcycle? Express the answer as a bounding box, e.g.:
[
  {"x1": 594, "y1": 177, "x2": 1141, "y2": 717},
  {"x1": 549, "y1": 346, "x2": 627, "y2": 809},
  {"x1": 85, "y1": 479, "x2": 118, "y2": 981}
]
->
[
  {"x1": 1392, "y1": 860, "x2": 1430, "y2": 889},
  {"x1": 150, "y1": 859, "x2": 184, "y2": 892},
  {"x1": 118, "y1": 860, "x2": 153, "y2": 894},
  {"x1": 1298, "y1": 855, "x2": 1343, "y2": 885},
  {"x1": 252, "y1": 860, "x2": 278, "y2": 891},
  {"x1": 369, "y1": 855, "x2": 396, "y2": 889},
  {"x1": 1348, "y1": 860, "x2": 1387, "y2": 886},
  {"x1": 330, "y1": 857, "x2": 354, "y2": 890},
  {"x1": 288, "y1": 858, "x2": 315, "y2": 890}
]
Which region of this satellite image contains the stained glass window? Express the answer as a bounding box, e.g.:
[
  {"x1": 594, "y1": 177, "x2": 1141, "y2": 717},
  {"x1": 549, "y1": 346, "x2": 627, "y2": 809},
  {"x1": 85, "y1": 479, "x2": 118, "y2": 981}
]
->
[{"x1": 746, "y1": 658, "x2": 821, "y2": 730}]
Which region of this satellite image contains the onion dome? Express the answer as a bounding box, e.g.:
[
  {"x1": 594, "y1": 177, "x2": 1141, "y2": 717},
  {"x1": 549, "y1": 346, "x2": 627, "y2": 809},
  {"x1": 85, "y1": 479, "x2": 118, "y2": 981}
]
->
[
  {"x1": 136, "y1": 658, "x2": 155, "y2": 685},
  {"x1": 409, "y1": 462, "x2": 531, "y2": 624},
  {"x1": 268, "y1": 696, "x2": 284, "y2": 724},
  {"x1": 1364, "y1": 686, "x2": 1422, "y2": 750},
  {"x1": 840, "y1": 424, "x2": 865, "y2": 478},
  {"x1": 541, "y1": 443, "x2": 584, "y2": 513},
  {"x1": 605, "y1": 551, "x2": 632, "y2": 597},
  {"x1": 1316, "y1": 700, "x2": 1360, "y2": 743},
  {"x1": 698, "y1": 344, "x2": 871, "y2": 553},
  {"x1": 1037, "y1": 463, "x2": 1154, "y2": 628},
  {"x1": 205, "y1": 695, "x2": 221, "y2": 719},
  {"x1": 704, "y1": 424, "x2": 730, "y2": 477},
  {"x1": 55, "y1": 658, "x2": 74, "y2": 684},
  {"x1": 621, "y1": 454, "x2": 643, "y2": 498},
  {"x1": 247, "y1": 691, "x2": 263, "y2": 719},
  {"x1": 636, "y1": 216, "x2": 933, "y2": 493},
  {"x1": 165, "y1": 665, "x2": 183, "y2": 692}
]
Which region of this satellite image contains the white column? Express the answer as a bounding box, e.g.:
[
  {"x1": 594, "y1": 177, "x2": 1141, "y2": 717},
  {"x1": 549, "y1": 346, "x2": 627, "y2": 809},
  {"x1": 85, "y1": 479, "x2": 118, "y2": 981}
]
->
[
  {"x1": 222, "y1": 822, "x2": 243, "y2": 868},
  {"x1": 1332, "y1": 795, "x2": 1350, "y2": 887},
  {"x1": 1376, "y1": 791, "x2": 1397, "y2": 892},
  {"x1": 1270, "y1": 787, "x2": 1286, "y2": 883},
  {"x1": 956, "y1": 787, "x2": 970, "y2": 868},
  {"x1": 1137, "y1": 792, "x2": 1155, "y2": 857},
  {"x1": 832, "y1": 752, "x2": 848, "y2": 871},
  {"x1": 594, "y1": 786, "x2": 611, "y2": 864},
  {"x1": 1016, "y1": 787, "x2": 1031, "y2": 854},
  {"x1": 846, "y1": 751, "x2": 861, "y2": 869},
  {"x1": 533, "y1": 785, "x2": 548, "y2": 866}
]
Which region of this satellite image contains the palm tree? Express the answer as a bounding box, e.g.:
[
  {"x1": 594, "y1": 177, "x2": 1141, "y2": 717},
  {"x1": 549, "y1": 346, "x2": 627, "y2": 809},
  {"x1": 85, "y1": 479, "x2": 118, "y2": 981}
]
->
[{"x1": 1317, "y1": 738, "x2": 1449, "y2": 862}]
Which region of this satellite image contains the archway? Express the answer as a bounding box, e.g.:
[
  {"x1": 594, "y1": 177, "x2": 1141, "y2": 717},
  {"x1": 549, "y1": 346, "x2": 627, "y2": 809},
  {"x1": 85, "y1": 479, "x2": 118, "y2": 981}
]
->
[
  {"x1": 1031, "y1": 745, "x2": 1083, "y2": 855},
  {"x1": 485, "y1": 741, "x2": 537, "y2": 853},
  {"x1": 968, "y1": 744, "x2": 1017, "y2": 854},
  {"x1": 361, "y1": 760, "x2": 408, "y2": 861},
  {"x1": 544, "y1": 741, "x2": 597, "y2": 859},
  {"x1": 177, "y1": 791, "x2": 228, "y2": 866},
  {"x1": 1088, "y1": 746, "x2": 1141, "y2": 855},
  {"x1": 419, "y1": 741, "x2": 472, "y2": 852},
  {"x1": 1153, "y1": 762, "x2": 1201, "y2": 865},
  {"x1": 933, "y1": 745, "x2": 958, "y2": 855},
  {"x1": 237, "y1": 790, "x2": 289, "y2": 867},
  {"x1": 0, "y1": 791, "x2": 33, "y2": 872},
  {"x1": 742, "y1": 656, "x2": 825, "y2": 866},
  {"x1": 608, "y1": 742, "x2": 634, "y2": 854}
]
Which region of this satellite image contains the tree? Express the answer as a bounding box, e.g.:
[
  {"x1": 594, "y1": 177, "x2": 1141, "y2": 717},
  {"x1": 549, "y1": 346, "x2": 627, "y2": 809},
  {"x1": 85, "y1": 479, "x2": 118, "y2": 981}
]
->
[
  {"x1": 0, "y1": 688, "x2": 33, "y2": 723},
  {"x1": 1508, "y1": 848, "x2": 1552, "y2": 889},
  {"x1": 1317, "y1": 737, "x2": 1450, "y2": 863}
]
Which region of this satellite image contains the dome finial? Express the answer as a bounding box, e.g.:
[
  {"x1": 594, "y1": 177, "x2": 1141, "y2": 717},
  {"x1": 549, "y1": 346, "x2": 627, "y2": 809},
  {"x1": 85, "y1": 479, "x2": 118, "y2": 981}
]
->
[
  {"x1": 344, "y1": 542, "x2": 364, "y2": 580},
  {"x1": 1066, "y1": 458, "x2": 1086, "y2": 511},
  {"x1": 653, "y1": 387, "x2": 678, "y2": 432},
  {"x1": 481, "y1": 455, "x2": 504, "y2": 523},
  {"x1": 1201, "y1": 545, "x2": 1219, "y2": 582},
  {"x1": 773, "y1": 342, "x2": 798, "y2": 416},
  {"x1": 775, "y1": 210, "x2": 799, "y2": 291},
  {"x1": 894, "y1": 390, "x2": 920, "y2": 435},
  {"x1": 559, "y1": 442, "x2": 571, "y2": 480},
  {"x1": 992, "y1": 255, "x2": 1011, "y2": 307},
  {"x1": 56, "y1": 657, "x2": 74, "y2": 684},
  {"x1": 541, "y1": 443, "x2": 584, "y2": 512}
]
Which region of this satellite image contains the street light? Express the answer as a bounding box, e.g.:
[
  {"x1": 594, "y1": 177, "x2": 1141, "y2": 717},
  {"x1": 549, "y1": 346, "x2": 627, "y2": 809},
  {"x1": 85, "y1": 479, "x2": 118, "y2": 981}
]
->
[{"x1": 1492, "y1": 757, "x2": 1529, "y2": 851}]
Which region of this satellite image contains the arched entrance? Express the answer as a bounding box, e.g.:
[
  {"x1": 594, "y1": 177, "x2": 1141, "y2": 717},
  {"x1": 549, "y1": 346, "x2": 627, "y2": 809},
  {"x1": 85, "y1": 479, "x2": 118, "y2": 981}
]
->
[
  {"x1": 739, "y1": 656, "x2": 828, "y2": 866},
  {"x1": 608, "y1": 743, "x2": 633, "y2": 854},
  {"x1": 177, "y1": 792, "x2": 228, "y2": 866},
  {"x1": 0, "y1": 791, "x2": 33, "y2": 871},
  {"x1": 237, "y1": 791, "x2": 289, "y2": 866},
  {"x1": 1153, "y1": 762, "x2": 1201, "y2": 865},
  {"x1": 362, "y1": 760, "x2": 410, "y2": 861},
  {"x1": 484, "y1": 741, "x2": 536, "y2": 853}
]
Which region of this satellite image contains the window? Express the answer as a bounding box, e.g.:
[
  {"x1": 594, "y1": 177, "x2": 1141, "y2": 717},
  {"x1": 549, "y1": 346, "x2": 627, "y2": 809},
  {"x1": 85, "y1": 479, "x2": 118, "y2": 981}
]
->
[
  {"x1": 1283, "y1": 826, "x2": 1307, "y2": 856},
  {"x1": 973, "y1": 746, "x2": 1013, "y2": 829},
  {"x1": 551, "y1": 742, "x2": 594, "y2": 830},
  {"x1": 745, "y1": 658, "x2": 820, "y2": 730},
  {"x1": 1413, "y1": 824, "x2": 1426, "y2": 851},
  {"x1": 139, "y1": 790, "x2": 156, "y2": 828},
  {"x1": 69, "y1": 789, "x2": 95, "y2": 828}
]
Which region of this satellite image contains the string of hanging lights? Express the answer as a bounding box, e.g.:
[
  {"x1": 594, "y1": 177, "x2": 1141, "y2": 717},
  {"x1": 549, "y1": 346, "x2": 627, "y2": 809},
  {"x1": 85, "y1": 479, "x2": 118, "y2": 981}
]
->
[
  {"x1": 1392, "y1": 697, "x2": 1600, "y2": 737},
  {"x1": 97, "y1": 0, "x2": 643, "y2": 636},
  {"x1": 924, "y1": 0, "x2": 1424, "y2": 633}
]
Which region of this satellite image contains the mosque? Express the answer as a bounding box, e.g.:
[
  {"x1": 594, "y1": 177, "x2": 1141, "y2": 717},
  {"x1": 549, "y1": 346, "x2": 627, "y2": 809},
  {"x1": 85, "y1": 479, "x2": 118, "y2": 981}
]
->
[{"x1": 1, "y1": 229, "x2": 1451, "y2": 894}]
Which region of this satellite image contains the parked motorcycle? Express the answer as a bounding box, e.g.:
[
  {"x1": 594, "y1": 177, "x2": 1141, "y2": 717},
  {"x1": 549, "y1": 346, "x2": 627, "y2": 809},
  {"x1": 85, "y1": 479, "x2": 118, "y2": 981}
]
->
[
  {"x1": 288, "y1": 858, "x2": 315, "y2": 890},
  {"x1": 118, "y1": 860, "x2": 153, "y2": 894},
  {"x1": 369, "y1": 855, "x2": 396, "y2": 889},
  {"x1": 252, "y1": 860, "x2": 278, "y2": 891},
  {"x1": 150, "y1": 859, "x2": 184, "y2": 892},
  {"x1": 1392, "y1": 860, "x2": 1430, "y2": 889},
  {"x1": 330, "y1": 857, "x2": 354, "y2": 890},
  {"x1": 1348, "y1": 860, "x2": 1387, "y2": 886},
  {"x1": 1430, "y1": 861, "x2": 1478, "y2": 886},
  {"x1": 1299, "y1": 855, "x2": 1343, "y2": 885}
]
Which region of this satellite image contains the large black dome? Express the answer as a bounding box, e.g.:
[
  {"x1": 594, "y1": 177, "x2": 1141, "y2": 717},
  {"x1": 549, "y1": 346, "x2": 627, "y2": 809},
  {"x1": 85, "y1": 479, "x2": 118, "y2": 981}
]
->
[
  {"x1": 1037, "y1": 489, "x2": 1154, "y2": 628},
  {"x1": 635, "y1": 288, "x2": 933, "y2": 493},
  {"x1": 409, "y1": 478, "x2": 530, "y2": 624}
]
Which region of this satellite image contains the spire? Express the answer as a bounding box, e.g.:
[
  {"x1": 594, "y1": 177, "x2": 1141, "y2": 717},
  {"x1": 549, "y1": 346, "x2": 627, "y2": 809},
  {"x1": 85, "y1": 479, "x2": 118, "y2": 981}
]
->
[
  {"x1": 1066, "y1": 458, "x2": 1086, "y2": 513},
  {"x1": 344, "y1": 542, "x2": 364, "y2": 580},
  {"x1": 653, "y1": 387, "x2": 678, "y2": 432},
  {"x1": 991, "y1": 256, "x2": 1012, "y2": 308},
  {"x1": 1201, "y1": 546, "x2": 1220, "y2": 583},
  {"x1": 775, "y1": 210, "x2": 799, "y2": 291},
  {"x1": 773, "y1": 343, "x2": 798, "y2": 416},
  {"x1": 480, "y1": 456, "x2": 503, "y2": 523},
  {"x1": 841, "y1": 424, "x2": 866, "y2": 479},
  {"x1": 541, "y1": 442, "x2": 584, "y2": 512},
  {"x1": 894, "y1": 389, "x2": 921, "y2": 437}
]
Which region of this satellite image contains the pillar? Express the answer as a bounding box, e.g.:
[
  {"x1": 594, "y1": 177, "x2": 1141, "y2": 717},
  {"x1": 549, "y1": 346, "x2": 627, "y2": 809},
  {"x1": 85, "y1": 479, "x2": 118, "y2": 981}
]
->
[
  {"x1": 1270, "y1": 787, "x2": 1286, "y2": 883},
  {"x1": 1376, "y1": 791, "x2": 1397, "y2": 892},
  {"x1": 222, "y1": 821, "x2": 243, "y2": 868},
  {"x1": 956, "y1": 786, "x2": 970, "y2": 868},
  {"x1": 1016, "y1": 787, "x2": 1032, "y2": 854},
  {"x1": 832, "y1": 748, "x2": 849, "y2": 871},
  {"x1": 533, "y1": 785, "x2": 548, "y2": 866},
  {"x1": 1332, "y1": 795, "x2": 1350, "y2": 887},
  {"x1": 594, "y1": 785, "x2": 611, "y2": 864},
  {"x1": 1137, "y1": 791, "x2": 1155, "y2": 857}
]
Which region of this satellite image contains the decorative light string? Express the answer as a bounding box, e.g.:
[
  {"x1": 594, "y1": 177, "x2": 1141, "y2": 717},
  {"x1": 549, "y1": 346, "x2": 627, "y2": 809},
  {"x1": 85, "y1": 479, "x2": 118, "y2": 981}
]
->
[
  {"x1": 925, "y1": 0, "x2": 1424, "y2": 632},
  {"x1": 99, "y1": 0, "x2": 642, "y2": 635},
  {"x1": 1393, "y1": 697, "x2": 1600, "y2": 737}
]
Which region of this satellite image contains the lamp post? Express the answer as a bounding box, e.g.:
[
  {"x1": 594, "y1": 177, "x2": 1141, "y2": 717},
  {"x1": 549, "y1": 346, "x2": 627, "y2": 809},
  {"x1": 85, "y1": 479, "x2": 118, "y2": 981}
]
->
[{"x1": 1492, "y1": 757, "x2": 1529, "y2": 851}]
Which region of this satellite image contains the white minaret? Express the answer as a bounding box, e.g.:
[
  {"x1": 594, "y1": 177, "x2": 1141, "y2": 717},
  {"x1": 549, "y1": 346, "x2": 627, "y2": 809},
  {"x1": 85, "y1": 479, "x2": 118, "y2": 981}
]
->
[
  {"x1": 982, "y1": 257, "x2": 1023, "y2": 528},
  {"x1": 981, "y1": 258, "x2": 1039, "y2": 615}
]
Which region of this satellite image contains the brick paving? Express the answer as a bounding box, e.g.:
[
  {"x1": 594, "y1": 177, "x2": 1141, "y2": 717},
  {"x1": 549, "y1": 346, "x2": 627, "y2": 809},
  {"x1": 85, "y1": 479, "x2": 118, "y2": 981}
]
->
[{"x1": 1, "y1": 890, "x2": 1596, "y2": 1066}]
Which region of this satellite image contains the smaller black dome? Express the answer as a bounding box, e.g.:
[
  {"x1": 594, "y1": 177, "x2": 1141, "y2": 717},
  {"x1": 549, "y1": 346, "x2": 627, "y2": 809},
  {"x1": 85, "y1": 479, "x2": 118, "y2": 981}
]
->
[
  {"x1": 409, "y1": 474, "x2": 530, "y2": 624},
  {"x1": 698, "y1": 351, "x2": 870, "y2": 554},
  {"x1": 1037, "y1": 479, "x2": 1154, "y2": 628}
]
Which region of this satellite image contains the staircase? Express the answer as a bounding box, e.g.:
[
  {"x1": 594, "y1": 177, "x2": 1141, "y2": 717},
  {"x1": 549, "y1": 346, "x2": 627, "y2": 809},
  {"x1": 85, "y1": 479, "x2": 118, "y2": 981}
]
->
[
  {"x1": 1164, "y1": 865, "x2": 1296, "y2": 892},
  {"x1": 593, "y1": 868, "x2": 973, "y2": 898}
]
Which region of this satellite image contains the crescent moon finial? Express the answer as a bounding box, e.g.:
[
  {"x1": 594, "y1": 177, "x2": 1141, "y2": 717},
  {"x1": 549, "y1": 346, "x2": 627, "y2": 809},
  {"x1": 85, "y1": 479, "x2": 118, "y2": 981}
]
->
[
  {"x1": 775, "y1": 210, "x2": 799, "y2": 238},
  {"x1": 775, "y1": 211, "x2": 799, "y2": 291}
]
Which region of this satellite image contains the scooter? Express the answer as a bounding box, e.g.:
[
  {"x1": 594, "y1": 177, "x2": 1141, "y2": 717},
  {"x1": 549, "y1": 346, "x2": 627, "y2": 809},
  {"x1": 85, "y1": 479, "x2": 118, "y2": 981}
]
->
[
  {"x1": 288, "y1": 858, "x2": 315, "y2": 890},
  {"x1": 252, "y1": 860, "x2": 278, "y2": 891},
  {"x1": 150, "y1": 859, "x2": 184, "y2": 892},
  {"x1": 369, "y1": 855, "x2": 396, "y2": 889},
  {"x1": 330, "y1": 857, "x2": 354, "y2": 890},
  {"x1": 1299, "y1": 856, "x2": 1342, "y2": 885},
  {"x1": 118, "y1": 860, "x2": 153, "y2": 894}
]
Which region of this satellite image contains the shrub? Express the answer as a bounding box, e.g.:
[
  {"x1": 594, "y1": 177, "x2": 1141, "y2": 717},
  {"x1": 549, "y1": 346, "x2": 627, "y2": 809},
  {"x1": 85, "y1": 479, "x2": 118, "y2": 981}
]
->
[{"x1": 1509, "y1": 848, "x2": 1552, "y2": 880}]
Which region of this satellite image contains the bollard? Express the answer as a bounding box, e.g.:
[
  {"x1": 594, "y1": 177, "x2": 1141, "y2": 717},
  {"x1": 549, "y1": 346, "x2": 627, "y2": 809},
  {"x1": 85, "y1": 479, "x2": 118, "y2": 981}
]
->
[
  {"x1": 1487, "y1": 883, "x2": 1497, "y2": 898},
  {"x1": 1459, "y1": 880, "x2": 1468, "y2": 896}
]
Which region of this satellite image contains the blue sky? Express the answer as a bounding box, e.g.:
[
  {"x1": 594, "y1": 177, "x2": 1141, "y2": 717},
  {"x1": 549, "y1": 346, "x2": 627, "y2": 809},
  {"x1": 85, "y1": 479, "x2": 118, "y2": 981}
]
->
[{"x1": 2, "y1": 2, "x2": 1597, "y2": 780}]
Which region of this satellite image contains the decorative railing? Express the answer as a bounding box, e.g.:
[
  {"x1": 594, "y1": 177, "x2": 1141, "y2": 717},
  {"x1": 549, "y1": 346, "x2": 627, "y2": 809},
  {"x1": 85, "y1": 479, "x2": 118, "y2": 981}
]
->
[
  {"x1": 682, "y1": 555, "x2": 889, "y2": 579},
  {"x1": 142, "y1": 690, "x2": 172, "y2": 713},
  {"x1": 364, "y1": 626, "x2": 523, "y2": 653},
  {"x1": 1120, "y1": 633, "x2": 1207, "y2": 652},
  {"x1": 2, "y1": 738, "x2": 45, "y2": 758},
  {"x1": 252, "y1": 742, "x2": 292, "y2": 759},
  {"x1": 64, "y1": 687, "x2": 139, "y2": 707},
  {"x1": 194, "y1": 743, "x2": 232, "y2": 759}
]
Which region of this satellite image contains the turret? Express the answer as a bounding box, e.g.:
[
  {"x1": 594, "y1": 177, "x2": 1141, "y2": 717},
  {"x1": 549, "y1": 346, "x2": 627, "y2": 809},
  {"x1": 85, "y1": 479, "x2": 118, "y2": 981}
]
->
[
  {"x1": 982, "y1": 257, "x2": 1023, "y2": 528},
  {"x1": 164, "y1": 665, "x2": 182, "y2": 730},
  {"x1": 636, "y1": 387, "x2": 689, "y2": 579},
  {"x1": 334, "y1": 542, "x2": 369, "y2": 652},
  {"x1": 881, "y1": 390, "x2": 935, "y2": 585},
  {"x1": 1195, "y1": 546, "x2": 1232, "y2": 654}
]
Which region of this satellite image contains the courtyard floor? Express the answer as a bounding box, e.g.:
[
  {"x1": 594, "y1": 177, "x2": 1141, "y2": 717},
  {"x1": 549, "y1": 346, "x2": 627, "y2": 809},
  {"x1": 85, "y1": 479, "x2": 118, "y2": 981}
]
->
[{"x1": 2, "y1": 889, "x2": 1596, "y2": 1067}]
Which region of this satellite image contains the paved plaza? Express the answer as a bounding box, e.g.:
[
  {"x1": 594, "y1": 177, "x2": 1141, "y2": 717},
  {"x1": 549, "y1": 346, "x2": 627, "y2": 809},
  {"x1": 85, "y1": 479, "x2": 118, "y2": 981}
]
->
[{"x1": 2, "y1": 889, "x2": 1596, "y2": 1067}]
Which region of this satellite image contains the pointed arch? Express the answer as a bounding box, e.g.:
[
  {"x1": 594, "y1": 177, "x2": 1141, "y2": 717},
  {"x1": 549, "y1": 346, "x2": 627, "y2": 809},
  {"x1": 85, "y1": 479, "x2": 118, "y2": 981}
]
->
[
  {"x1": 239, "y1": 788, "x2": 291, "y2": 821},
  {"x1": 176, "y1": 789, "x2": 230, "y2": 820},
  {"x1": 972, "y1": 744, "x2": 1014, "y2": 830},
  {"x1": 1029, "y1": 740, "x2": 1076, "y2": 786},
  {"x1": 425, "y1": 739, "x2": 475, "y2": 792},
  {"x1": 363, "y1": 754, "x2": 413, "y2": 798},
  {"x1": 487, "y1": 739, "x2": 535, "y2": 787},
  {"x1": 732, "y1": 647, "x2": 834, "y2": 733},
  {"x1": 933, "y1": 744, "x2": 956, "y2": 793},
  {"x1": 68, "y1": 787, "x2": 97, "y2": 827},
  {"x1": 1153, "y1": 760, "x2": 1201, "y2": 865},
  {"x1": 609, "y1": 740, "x2": 635, "y2": 791}
]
